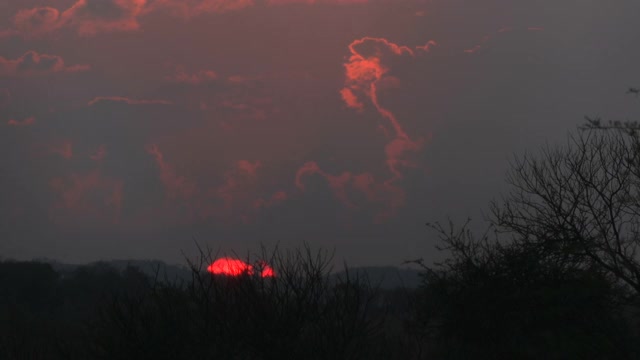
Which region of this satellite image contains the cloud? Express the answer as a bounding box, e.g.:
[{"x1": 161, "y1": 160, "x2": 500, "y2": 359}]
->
[
  {"x1": 50, "y1": 141, "x2": 74, "y2": 159},
  {"x1": 253, "y1": 191, "x2": 287, "y2": 210},
  {"x1": 416, "y1": 40, "x2": 438, "y2": 53},
  {"x1": 294, "y1": 161, "x2": 406, "y2": 220},
  {"x1": 351, "y1": 173, "x2": 405, "y2": 223},
  {"x1": 7, "y1": 0, "x2": 372, "y2": 37},
  {"x1": 13, "y1": 7, "x2": 61, "y2": 37},
  {"x1": 150, "y1": 0, "x2": 368, "y2": 19},
  {"x1": 341, "y1": 37, "x2": 425, "y2": 182},
  {"x1": 7, "y1": 117, "x2": 35, "y2": 127},
  {"x1": 90, "y1": 145, "x2": 108, "y2": 161},
  {"x1": 266, "y1": 0, "x2": 368, "y2": 4},
  {"x1": 0, "y1": 51, "x2": 90, "y2": 77},
  {"x1": 8, "y1": 1, "x2": 147, "y2": 37},
  {"x1": 146, "y1": 144, "x2": 197, "y2": 202},
  {"x1": 236, "y1": 159, "x2": 261, "y2": 177},
  {"x1": 464, "y1": 35, "x2": 491, "y2": 54},
  {"x1": 215, "y1": 160, "x2": 262, "y2": 214},
  {"x1": 340, "y1": 88, "x2": 364, "y2": 111},
  {"x1": 145, "y1": 144, "x2": 277, "y2": 223},
  {"x1": 295, "y1": 161, "x2": 355, "y2": 208},
  {"x1": 60, "y1": 0, "x2": 148, "y2": 36},
  {"x1": 288, "y1": 36, "x2": 442, "y2": 220},
  {"x1": 88, "y1": 96, "x2": 173, "y2": 106},
  {"x1": 164, "y1": 67, "x2": 218, "y2": 84},
  {"x1": 148, "y1": 0, "x2": 255, "y2": 18},
  {"x1": 50, "y1": 169, "x2": 124, "y2": 224},
  {"x1": 0, "y1": 29, "x2": 19, "y2": 39}
]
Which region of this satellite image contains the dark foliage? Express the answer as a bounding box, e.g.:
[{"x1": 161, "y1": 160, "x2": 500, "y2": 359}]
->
[
  {"x1": 413, "y1": 94, "x2": 640, "y2": 359},
  {"x1": 414, "y1": 222, "x2": 639, "y2": 359},
  {"x1": 0, "y1": 248, "x2": 419, "y2": 360}
]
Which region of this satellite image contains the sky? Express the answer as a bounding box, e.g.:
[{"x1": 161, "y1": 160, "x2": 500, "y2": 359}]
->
[{"x1": 1, "y1": 0, "x2": 640, "y2": 266}]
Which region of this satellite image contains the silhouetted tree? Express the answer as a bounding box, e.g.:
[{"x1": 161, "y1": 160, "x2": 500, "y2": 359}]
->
[
  {"x1": 414, "y1": 92, "x2": 640, "y2": 358},
  {"x1": 492, "y1": 126, "x2": 640, "y2": 295},
  {"x1": 415, "y1": 221, "x2": 636, "y2": 359},
  {"x1": 88, "y1": 245, "x2": 391, "y2": 360}
]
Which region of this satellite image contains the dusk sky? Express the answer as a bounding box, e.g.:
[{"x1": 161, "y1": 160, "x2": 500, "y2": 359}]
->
[{"x1": 1, "y1": 0, "x2": 639, "y2": 266}]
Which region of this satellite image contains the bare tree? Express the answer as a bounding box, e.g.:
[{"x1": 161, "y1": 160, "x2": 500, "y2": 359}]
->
[
  {"x1": 89, "y1": 244, "x2": 387, "y2": 360},
  {"x1": 491, "y1": 126, "x2": 640, "y2": 294}
]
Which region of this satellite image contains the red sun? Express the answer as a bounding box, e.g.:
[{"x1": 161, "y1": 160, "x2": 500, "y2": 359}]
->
[{"x1": 207, "y1": 257, "x2": 275, "y2": 277}]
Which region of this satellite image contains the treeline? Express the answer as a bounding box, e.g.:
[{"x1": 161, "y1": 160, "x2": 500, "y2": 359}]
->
[
  {"x1": 1, "y1": 243, "x2": 639, "y2": 359},
  {"x1": 0, "y1": 249, "x2": 419, "y2": 360}
]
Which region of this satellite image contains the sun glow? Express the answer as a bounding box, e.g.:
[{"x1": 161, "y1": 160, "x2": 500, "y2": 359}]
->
[{"x1": 207, "y1": 257, "x2": 275, "y2": 277}]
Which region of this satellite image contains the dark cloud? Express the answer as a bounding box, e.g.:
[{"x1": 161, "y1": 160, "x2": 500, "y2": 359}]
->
[
  {"x1": 3, "y1": 0, "x2": 376, "y2": 38},
  {"x1": 13, "y1": 7, "x2": 61, "y2": 37},
  {"x1": 3, "y1": 0, "x2": 147, "y2": 37},
  {"x1": 7, "y1": 116, "x2": 35, "y2": 127},
  {"x1": 0, "y1": 51, "x2": 89, "y2": 76},
  {"x1": 164, "y1": 66, "x2": 218, "y2": 84},
  {"x1": 60, "y1": 0, "x2": 147, "y2": 36},
  {"x1": 87, "y1": 96, "x2": 173, "y2": 106}
]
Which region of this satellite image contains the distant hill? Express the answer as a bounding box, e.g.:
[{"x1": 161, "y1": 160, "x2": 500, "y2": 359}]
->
[
  {"x1": 332, "y1": 266, "x2": 423, "y2": 289},
  {"x1": 34, "y1": 258, "x2": 423, "y2": 289},
  {"x1": 34, "y1": 258, "x2": 193, "y2": 284}
]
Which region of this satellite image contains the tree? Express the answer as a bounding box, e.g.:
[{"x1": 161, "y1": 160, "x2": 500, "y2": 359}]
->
[
  {"x1": 492, "y1": 127, "x2": 640, "y2": 295},
  {"x1": 414, "y1": 221, "x2": 635, "y2": 359},
  {"x1": 89, "y1": 245, "x2": 388, "y2": 360},
  {"x1": 413, "y1": 92, "x2": 640, "y2": 358}
]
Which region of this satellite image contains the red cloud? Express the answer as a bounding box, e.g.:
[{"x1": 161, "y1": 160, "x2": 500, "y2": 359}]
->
[
  {"x1": 341, "y1": 37, "x2": 425, "y2": 182},
  {"x1": 51, "y1": 141, "x2": 74, "y2": 159},
  {"x1": 0, "y1": 29, "x2": 19, "y2": 39},
  {"x1": 7, "y1": 117, "x2": 35, "y2": 127},
  {"x1": 0, "y1": 51, "x2": 90, "y2": 77},
  {"x1": 324, "y1": 36, "x2": 439, "y2": 219},
  {"x1": 352, "y1": 173, "x2": 405, "y2": 222},
  {"x1": 13, "y1": 7, "x2": 61, "y2": 37},
  {"x1": 9, "y1": 0, "x2": 370, "y2": 36},
  {"x1": 147, "y1": 0, "x2": 254, "y2": 18},
  {"x1": 90, "y1": 145, "x2": 107, "y2": 161},
  {"x1": 253, "y1": 191, "x2": 287, "y2": 210},
  {"x1": 340, "y1": 88, "x2": 364, "y2": 111},
  {"x1": 165, "y1": 66, "x2": 218, "y2": 84},
  {"x1": 295, "y1": 161, "x2": 407, "y2": 220},
  {"x1": 464, "y1": 35, "x2": 491, "y2": 54},
  {"x1": 416, "y1": 40, "x2": 438, "y2": 53},
  {"x1": 267, "y1": 0, "x2": 368, "y2": 4},
  {"x1": 145, "y1": 145, "x2": 278, "y2": 223},
  {"x1": 295, "y1": 161, "x2": 355, "y2": 208},
  {"x1": 152, "y1": 0, "x2": 368, "y2": 19},
  {"x1": 215, "y1": 160, "x2": 262, "y2": 213},
  {"x1": 60, "y1": 0, "x2": 147, "y2": 36},
  {"x1": 50, "y1": 169, "x2": 123, "y2": 224},
  {"x1": 236, "y1": 159, "x2": 261, "y2": 177},
  {"x1": 9, "y1": 0, "x2": 147, "y2": 37},
  {"x1": 88, "y1": 96, "x2": 172, "y2": 106},
  {"x1": 147, "y1": 144, "x2": 197, "y2": 201}
]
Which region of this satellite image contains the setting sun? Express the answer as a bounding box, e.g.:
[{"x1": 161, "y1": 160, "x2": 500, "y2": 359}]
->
[{"x1": 207, "y1": 258, "x2": 275, "y2": 277}]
